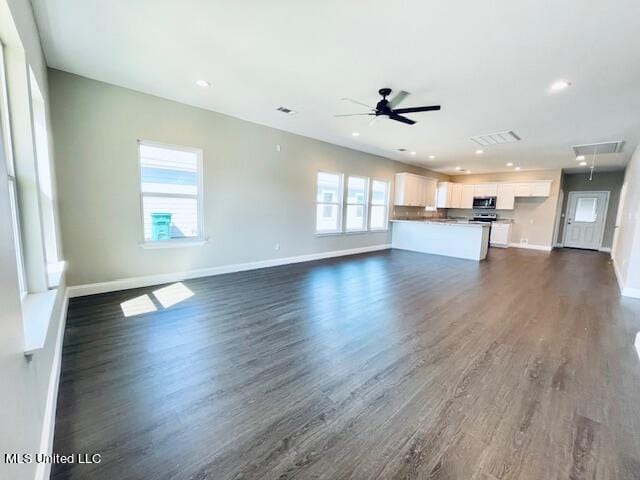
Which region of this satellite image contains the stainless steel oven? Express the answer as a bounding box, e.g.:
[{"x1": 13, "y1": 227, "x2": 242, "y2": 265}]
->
[{"x1": 472, "y1": 196, "x2": 497, "y2": 209}]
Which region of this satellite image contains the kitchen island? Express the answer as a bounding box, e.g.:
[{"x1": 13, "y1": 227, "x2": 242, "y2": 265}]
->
[{"x1": 390, "y1": 219, "x2": 490, "y2": 261}]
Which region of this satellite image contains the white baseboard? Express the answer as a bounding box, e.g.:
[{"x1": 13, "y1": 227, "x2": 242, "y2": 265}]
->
[
  {"x1": 68, "y1": 244, "x2": 392, "y2": 298},
  {"x1": 34, "y1": 289, "x2": 69, "y2": 480},
  {"x1": 509, "y1": 242, "x2": 553, "y2": 252},
  {"x1": 611, "y1": 256, "x2": 640, "y2": 298},
  {"x1": 598, "y1": 247, "x2": 612, "y2": 253},
  {"x1": 622, "y1": 286, "x2": 640, "y2": 299}
]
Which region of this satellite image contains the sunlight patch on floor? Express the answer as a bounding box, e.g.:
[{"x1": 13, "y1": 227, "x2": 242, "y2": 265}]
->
[
  {"x1": 120, "y1": 294, "x2": 157, "y2": 317},
  {"x1": 152, "y1": 282, "x2": 194, "y2": 308}
]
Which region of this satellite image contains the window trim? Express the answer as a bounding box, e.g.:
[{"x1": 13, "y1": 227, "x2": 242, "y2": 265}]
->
[
  {"x1": 345, "y1": 175, "x2": 370, "y2": 233},
  {"x1": 315, "y1": 170, "x2": 344, "y2": 234},
  {"x1": 137, "y1": 139, "x2": 205, "y2": 246},
  {"x1": 368, "y1": 178, "x2": 390, "y2": 232}
]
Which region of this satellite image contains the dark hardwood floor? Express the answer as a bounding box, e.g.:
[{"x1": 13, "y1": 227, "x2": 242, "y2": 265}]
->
[{"x1": 52, "y1": 248, "x2": 640, "y2": 479}]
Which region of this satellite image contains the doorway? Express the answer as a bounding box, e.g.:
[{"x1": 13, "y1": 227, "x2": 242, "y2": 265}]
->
[{"x1": 562, "y1": 191, "x2": 609, "y2": 250}]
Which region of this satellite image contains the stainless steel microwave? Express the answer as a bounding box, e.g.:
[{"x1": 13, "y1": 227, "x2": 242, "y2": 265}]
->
[{"x1": 473, "y1": 196, "x2": 497, "y2": 209}]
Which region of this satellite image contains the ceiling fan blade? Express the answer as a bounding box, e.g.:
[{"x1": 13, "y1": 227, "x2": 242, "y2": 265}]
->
[
  {"x1": 392, "y1": 105, "x2": 441, "y2": 114},
  {"x1": 334, "y1": 113, "x2": 375, "y2": 117},
  {"x1": 368, "y1": 115, "x2": 379, "y2": 127},
  {"x1": 341, "y1": 97, "x2": 375, "y2": 110},
  {"x1": 389, "y1": 114, "x2": 416, "y2": 125},
  {"x1": 388, "y1": 90, "x2": 410, "y2": 109}
]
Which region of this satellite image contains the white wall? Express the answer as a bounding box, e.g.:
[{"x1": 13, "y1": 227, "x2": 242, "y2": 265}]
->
[
  {"x1": 49, "y1": 69, "x2": 449, "y2": 287},
  {"x1": 613, "y1": 144, "x2": 640, "y2": 297},
  {"x1": 0, "y1": 1, "x2": 66, "y2": 479}
]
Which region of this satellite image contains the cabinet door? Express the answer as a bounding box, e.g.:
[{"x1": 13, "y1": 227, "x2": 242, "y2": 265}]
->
[
  {"x1": 490, "y1": 223, "x2": 511, "y2": 246},
  {"x1": 436, "y1": 182, "x2": 450, "y2": 208},
  {"x1": 423, "y1": 178, "x2": 437, "y2": 209},
  {"x1": 530, "y1": 181, "x2": 551, "y2": 197},
  {"x1": 496, "y1": 183, "x2": 515, "y2": 210},
  {"x1": 515, "y1": 183, "x2": 532, "y2": 197},
  {"x1": 461, "y1": 185, "x2": 475, "y2": 208},
  {"x1": 485, "y1": 183, "x2": 498, "y2": 196},
  {"x1": 394, "y1": 173, "x2": 407, "y2": 205},
  {"x1": 451, "y1": 183, "x2": 463, "y2": 208}
]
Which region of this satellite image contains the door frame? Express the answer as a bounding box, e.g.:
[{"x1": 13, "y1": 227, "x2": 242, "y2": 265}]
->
[{"x1": 561, "y1": 190, "x2": 610, "y2": 250}]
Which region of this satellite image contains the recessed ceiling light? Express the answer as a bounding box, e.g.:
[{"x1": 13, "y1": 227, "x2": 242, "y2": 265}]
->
[
  {"x1": 428, "y1": 155, "x2": 436, "y2": 159},
  {"x1": 195, "y1": 79, "x2": 211, "y2": 87},
  {"x1": 579, "y1": 161, "x2": 587, "y2": 166},
  {"x1": 455, "y1": 166, "x2": 462, "y2": 171},
  {"x1": 515, "y1": 166, "x2": 521, "y2": 171},
  {"x1": 410, "y1": 151, "x2": 417, "y2": 156},
  {"x1": 550, "y1": 80, "x2": 571, "y2": 92},
  {"x1": 576, "y1": 155, "x2": 585, "y2": 161},
  {"x1": 465, "y1": 171, "x2": 471, "y2": 174},
  {"x1": 475, "y1": 149, "x2": 484, "y2": 155},
  {"x1": 506, "y1": 162, "x2": 513, "y2": 167},
  {"x1": 352, "y1": 132, "x2": 360, "y2": 137}
]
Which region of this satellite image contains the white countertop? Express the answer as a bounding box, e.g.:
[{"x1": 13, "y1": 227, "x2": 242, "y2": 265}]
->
[{"x1": 390, "y1": 219, "x2": 490, "y2": 228}]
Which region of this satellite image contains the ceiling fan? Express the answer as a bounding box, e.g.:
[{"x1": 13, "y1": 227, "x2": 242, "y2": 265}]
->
[{"x1": 335, "y1": 88, "x2": 441, "y2": 125}]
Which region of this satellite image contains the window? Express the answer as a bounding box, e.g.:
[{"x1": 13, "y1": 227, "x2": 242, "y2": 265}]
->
[
  {"x1": 575, "y1": 197, "x2": 598, "y2": 223},
  {"x1": 346, "y1": 176, "x2": 369, "y2": 232},
  {"x1": 29, "y1": 67, "x2": 62, "y2": 287},
  {"x1": 138, "y1": 141, "x2": 203, "y2": 243},
  {"x1": 1, "y1": 42, "x2": 26, "y2": 295},
  {"x1": 316, "y1": 171, "x2": 343, "y2": 233},
  {"x1": 369, "y1": 180, "x2": 389, "y2": 230}
]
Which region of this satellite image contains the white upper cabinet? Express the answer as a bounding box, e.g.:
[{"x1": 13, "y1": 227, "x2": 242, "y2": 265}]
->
[
  {"x1": 496, "y1": 183, "x2": 516, "y2": 210},
  {"x1": 530, "y1": 181, "x2": 551, "y2": 197},
  {"x1": 395, "y1": 173, "x2": 437, "y2": 208},
  {"x1": 514, "y1": 183, "x2": 532, "y2": 197},
  {"x1": 514, "y1": 180, "x2": 552, "y2": 197},
  {"x1": 450, "y1": 183, "x2": 463, "y2": 208},
  {"x1": 474, "y1": 183, "x2": 498, "y2": 197},
  {"x1": 461, "y1": 184, "x2": 475, "y2": 209}
]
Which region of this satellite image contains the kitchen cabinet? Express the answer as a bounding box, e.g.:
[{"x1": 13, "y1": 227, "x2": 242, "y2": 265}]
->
[
  {"x1": 450, "y1": 183, "x2": 463, "y2": 208},
  {"x1": 436, "y1": 182, "x2": 463, "y2": 209},
  {"x1": 496, "y1": 183, "x2": 515, "y2": 210},
  {"x1": 461, "y1": 185, "x2": 475, "y2": 209},
  {"x1": 395, "y1": 173, "x2": 437, "y2": 208},
  {"x1": 514, "y1": 181, "x2": 552, "y2": 197},
  {"x1": 530, "y1": 181, "x2": 551, "y2": 197},
  {"x1": 474, "y1": 183, "x2": 498, "y2": 197},
  {"x1": 490, "y1": 222, "x2": 512, "y2": 247}
]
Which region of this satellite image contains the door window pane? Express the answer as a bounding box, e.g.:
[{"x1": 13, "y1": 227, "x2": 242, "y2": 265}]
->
[{"x1": 575, "y1": 197, "x2": 597, "y2": 223}]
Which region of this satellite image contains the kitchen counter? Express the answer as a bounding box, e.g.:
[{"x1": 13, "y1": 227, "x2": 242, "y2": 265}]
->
[
  {"x1": 391, "y1": 218, "x2": 490, "y2": 261},
  {"x1": 390, "y1": 218, "x2": 490, "y2": 228}
]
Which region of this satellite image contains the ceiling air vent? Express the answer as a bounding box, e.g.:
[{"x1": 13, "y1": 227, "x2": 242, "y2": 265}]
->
[
  {"x1": 276, "y1": 106, "x2": 297, "y2": 115},
  {"x1": 573, "y1": 141, "x2": 624, "y2": 156},
  {"x1": 470, "y1": 130, "x2": 521, "y2": 146}
]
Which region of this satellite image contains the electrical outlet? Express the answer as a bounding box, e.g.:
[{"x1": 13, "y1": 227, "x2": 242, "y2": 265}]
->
[
  {"x1": 276, "y1": 144, "x2": 281, "y2": 152},
  {"x1": 520, "y1": 238, "x2": 529, "y2": 244},
  {"x1": 274, "y1": 243, "x2": 280, "y2": 251}
]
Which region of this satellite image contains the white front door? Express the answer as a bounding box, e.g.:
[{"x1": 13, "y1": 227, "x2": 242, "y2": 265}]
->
[{"x1": 564, "y1": 191, "x2": 608, "y2": 250}]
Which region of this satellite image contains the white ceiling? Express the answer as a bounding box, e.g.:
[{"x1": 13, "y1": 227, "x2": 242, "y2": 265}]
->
[{"x1": 32, "y1": 0, "x2": 640, "y2": 174}]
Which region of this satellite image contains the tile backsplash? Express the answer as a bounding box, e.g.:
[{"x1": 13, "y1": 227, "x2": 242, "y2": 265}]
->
[{"x1": 392, "y1": 206, "x2": 447, "y2": 219}]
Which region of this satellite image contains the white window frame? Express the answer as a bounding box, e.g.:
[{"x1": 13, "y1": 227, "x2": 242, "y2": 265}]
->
[
  {"x1": 345, "y1": 175, "x2": 370, "y2": 233},
  {"x1": 315, "y1": 170, "x2": 344, "y2": 234},
  {"x1": 368, "y1": 178, "x2": 390, "y2": 231},
  {"x1": 137, "y1": 139, "x2": 205, "y2": 248},
  {"x1": 1, "y1": 42, "x2": 27, "y2": 296}
]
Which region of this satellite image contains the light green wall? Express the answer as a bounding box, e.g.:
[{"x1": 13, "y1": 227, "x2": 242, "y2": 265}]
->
[{"x1": 49, "y1": 69, "x2": 448, "y2": 286}]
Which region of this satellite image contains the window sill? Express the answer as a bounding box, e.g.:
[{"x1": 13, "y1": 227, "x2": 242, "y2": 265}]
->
[
  {"x1": 47, "y1": 261, "x2": 66, "y2": 288},
  {"x1": 315, "y1": 228, "x2": 389, "y2": 237},
  {"x1": 140, "y1": 238, "x2": 209, "y2": 249},
  {"x1": 23, "y1": 290, "x2": 57, "y2": 356}
]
